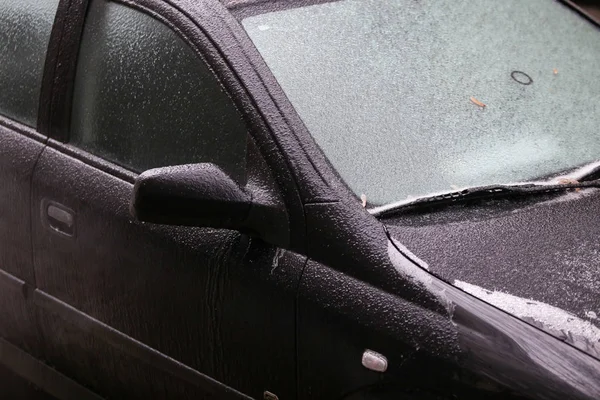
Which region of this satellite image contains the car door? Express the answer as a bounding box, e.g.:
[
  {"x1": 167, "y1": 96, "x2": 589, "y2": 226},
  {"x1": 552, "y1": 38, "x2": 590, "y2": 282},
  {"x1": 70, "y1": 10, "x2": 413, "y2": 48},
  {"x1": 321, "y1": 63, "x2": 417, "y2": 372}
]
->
[
  {"x1": 0, "y1": 0, "x2": 58, "y2": 375},
  {"x1": 30, "y1": 0, "x2": 303, "y2": 399}
]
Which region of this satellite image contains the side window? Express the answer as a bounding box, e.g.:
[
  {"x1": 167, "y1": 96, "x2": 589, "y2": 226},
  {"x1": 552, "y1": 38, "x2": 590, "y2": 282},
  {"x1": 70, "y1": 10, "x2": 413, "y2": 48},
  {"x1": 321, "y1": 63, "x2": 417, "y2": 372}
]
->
[
  {"x1": 70, "y1": 0, "x2": 247, "y2": 182},
  {"x1": 0, "y1": 0, "x2": 60, "y2": 127}
]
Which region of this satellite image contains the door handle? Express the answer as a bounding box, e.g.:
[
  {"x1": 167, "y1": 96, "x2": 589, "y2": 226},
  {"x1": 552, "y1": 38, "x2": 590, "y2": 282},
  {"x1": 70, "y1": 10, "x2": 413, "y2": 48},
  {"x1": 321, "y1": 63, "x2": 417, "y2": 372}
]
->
[{"x1": 42, "y1": 200, "x2": 76, "y2": 237}]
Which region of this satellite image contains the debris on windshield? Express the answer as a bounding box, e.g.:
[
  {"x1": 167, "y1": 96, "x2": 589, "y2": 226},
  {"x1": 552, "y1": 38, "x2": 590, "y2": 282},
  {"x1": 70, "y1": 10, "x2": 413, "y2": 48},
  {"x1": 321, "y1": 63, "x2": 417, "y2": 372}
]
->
[
  {"x1": 469, "y1": 96, "x2": 486, "y2": 108},
  {"x1": 361, "y1": 194, "x2": 367, "y2": 207},
  {"x1": 586, "y1": 311, "x2": 598, "y2": 320},
  {"x1": 553, "y1": 68, "x2": 559, "y2": 75},
  {"x1": 558, "y1": 178, "x2": 579, "y2": 184},
  {"x1": 558, "y1": 178, "x2": 581, "y2": 192}
]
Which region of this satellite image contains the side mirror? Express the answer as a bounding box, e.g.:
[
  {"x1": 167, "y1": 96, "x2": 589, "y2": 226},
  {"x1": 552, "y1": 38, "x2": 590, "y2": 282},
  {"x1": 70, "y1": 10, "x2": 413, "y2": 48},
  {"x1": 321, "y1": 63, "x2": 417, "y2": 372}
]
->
[
  {"x1": 131, "y1": 163, "x2": 252, "y2": 229},
  {"x1": 130, "y1": 163, "x2": 289, "y2": 247}
]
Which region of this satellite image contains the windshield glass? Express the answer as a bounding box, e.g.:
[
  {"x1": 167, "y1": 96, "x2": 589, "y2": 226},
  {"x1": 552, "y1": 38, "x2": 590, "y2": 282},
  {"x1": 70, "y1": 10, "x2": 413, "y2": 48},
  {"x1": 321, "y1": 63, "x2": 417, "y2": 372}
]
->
[{"x1": 242, "y1": 0, "x2": 600, "y2": 205}]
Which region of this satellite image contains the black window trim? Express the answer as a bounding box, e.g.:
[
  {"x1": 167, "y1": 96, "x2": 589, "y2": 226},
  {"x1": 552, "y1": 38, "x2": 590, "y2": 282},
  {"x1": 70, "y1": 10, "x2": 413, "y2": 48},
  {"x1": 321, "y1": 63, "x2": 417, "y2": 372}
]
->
[
  {"x1": 41, "y1": 0, "x2": 138, "y2": 182},
  {"x1": 37, "y1": 0, "x2": 89, "y2": 138}
]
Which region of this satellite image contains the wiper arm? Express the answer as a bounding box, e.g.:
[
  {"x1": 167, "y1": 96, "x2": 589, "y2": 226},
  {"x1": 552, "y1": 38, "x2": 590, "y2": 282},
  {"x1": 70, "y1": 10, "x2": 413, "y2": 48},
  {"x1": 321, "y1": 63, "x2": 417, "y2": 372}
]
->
[
  {"x1": 559, "y1": 0, "x2": 600, "y2": 28},
  {"x1": 371, "y1": 180, "x2": 600, "y2": 218},
  {"x1": 572, "y1": 161, "x2": 600, "y2": 182}
]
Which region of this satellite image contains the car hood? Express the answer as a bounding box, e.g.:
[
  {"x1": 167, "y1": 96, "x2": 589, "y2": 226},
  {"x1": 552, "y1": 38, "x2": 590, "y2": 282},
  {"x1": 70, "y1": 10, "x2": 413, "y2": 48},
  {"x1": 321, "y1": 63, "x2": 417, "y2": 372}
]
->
[{"x1": 384, "y1": 188, "x2": 600, "y2": 359}]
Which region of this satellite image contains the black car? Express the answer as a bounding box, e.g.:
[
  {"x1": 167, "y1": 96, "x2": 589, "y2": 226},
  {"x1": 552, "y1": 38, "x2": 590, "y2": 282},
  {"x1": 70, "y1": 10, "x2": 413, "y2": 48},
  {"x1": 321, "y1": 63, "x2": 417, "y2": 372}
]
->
[{"x1": 1, "y1": 0, "x2": 599, "y2": 399}]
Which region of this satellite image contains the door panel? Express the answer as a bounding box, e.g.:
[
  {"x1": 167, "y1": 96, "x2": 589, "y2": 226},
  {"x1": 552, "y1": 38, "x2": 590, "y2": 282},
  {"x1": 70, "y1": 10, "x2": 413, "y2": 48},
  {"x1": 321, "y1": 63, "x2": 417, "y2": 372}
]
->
[
  {"x1": 0, "y1": 124, "x2": 44, "y2": 356},
  {"x1": 0, "y1": 127, "x2": 43, "y2": 284},
  {"x1": 31, "y1": 144, "x2": 301, "y2": 399}
]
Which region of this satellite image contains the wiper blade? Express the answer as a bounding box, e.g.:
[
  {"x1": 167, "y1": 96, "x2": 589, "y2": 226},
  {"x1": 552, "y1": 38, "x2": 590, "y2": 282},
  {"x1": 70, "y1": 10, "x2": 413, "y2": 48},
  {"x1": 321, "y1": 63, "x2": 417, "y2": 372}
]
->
[{"x1": 371, "y1": 180, "x2": 600, "y2": 218}]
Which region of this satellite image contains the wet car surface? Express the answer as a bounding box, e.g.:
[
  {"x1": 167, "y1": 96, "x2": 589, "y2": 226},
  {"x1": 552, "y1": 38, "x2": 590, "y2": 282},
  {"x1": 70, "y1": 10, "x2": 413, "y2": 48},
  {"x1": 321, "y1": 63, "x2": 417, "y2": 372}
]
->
[
  {"x1": 385, "y1": 188, "x2": 600, "y2": 358},
  {"x1": 1, "y1": 0, "x2": 599, "y2": 399}
]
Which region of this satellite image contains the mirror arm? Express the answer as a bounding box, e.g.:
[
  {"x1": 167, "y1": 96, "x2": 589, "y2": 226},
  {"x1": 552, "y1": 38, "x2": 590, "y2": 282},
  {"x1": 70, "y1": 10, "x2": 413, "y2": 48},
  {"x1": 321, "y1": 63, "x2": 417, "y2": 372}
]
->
[{"x1": 243, "y1": 198, "x2": 289, "y2": 249}]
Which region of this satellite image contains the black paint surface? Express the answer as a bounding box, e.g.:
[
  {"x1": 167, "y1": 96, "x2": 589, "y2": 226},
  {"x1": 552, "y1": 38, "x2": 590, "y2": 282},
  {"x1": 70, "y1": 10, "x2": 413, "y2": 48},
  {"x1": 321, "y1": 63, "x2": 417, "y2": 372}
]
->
[
  {"x1": 385, "y1": 189, "x2": 600, "y2": 365},
  {"x1": 385, "y1": 190, "x2": 600, "y2": 331},
  {"x1": 1, "y1": 0, "x2": 599, "y2": 399}
]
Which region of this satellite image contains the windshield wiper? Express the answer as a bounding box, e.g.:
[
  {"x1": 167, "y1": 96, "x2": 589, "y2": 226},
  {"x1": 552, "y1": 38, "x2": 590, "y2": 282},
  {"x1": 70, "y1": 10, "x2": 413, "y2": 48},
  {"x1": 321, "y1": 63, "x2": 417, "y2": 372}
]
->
[
  {"x1": 371, "y1": 179, "x2": 600, "y2": 218},
  {"x1": 575, "y1": 162, "x2": 600, "y2": 182},
  {"x1": 559, "y1": 0, "x2": 600, "y2": 28}
]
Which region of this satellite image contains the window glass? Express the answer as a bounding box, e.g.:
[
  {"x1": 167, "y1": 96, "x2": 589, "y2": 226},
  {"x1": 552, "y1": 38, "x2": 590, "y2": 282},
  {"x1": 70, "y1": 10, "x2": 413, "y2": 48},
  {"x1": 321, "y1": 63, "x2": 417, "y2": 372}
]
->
[
  {"x1": 70, "y1": 0, "x2": 247, "y2": 181},
  {"x1": 0, "y1": 0, "x2": 60, "y2": 127},
  {"x1": 243, "y1": 0, "x2": 600, "y2": 205}
]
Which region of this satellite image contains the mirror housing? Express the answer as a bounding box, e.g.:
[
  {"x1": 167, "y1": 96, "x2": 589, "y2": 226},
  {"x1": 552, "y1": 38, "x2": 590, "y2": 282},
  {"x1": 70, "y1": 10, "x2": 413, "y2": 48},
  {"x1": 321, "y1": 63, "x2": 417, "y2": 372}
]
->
[{"x1": 131, "y1": 163, "x2": 252, "y2": 229}]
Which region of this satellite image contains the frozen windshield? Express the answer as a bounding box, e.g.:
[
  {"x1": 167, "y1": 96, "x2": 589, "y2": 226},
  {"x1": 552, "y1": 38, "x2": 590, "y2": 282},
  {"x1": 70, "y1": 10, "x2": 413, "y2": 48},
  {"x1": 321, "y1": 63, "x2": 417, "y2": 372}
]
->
[{"x1": 242, "y1": 0, "x2": 600, "y2": 205}]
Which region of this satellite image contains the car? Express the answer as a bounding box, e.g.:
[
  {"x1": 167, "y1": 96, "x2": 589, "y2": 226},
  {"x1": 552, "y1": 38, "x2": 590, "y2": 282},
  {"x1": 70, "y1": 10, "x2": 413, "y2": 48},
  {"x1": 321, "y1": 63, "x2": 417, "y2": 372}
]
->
[{"x1": 1, "y1": 0, "x2": 599, "y2": 399}]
